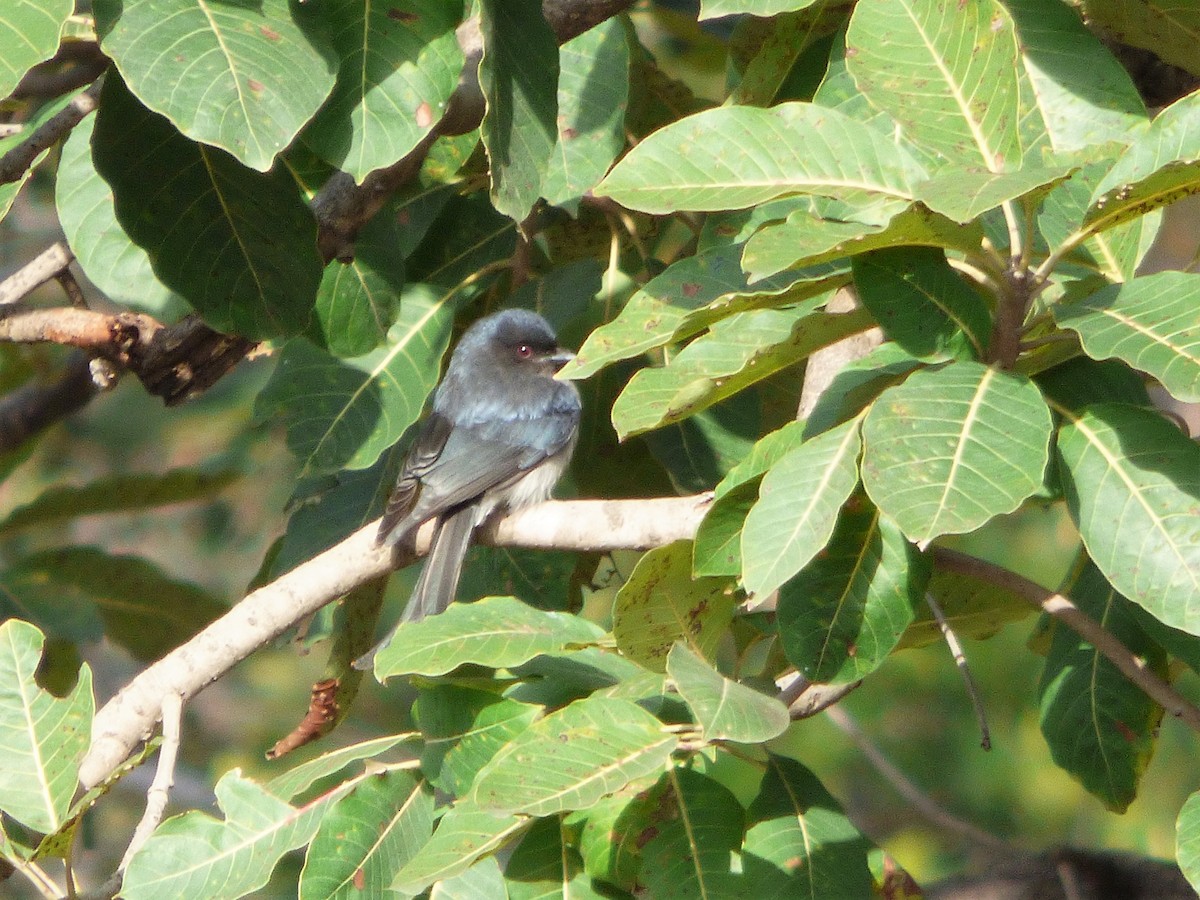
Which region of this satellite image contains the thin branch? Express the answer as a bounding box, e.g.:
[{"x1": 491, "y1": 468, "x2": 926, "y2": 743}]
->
[
  {"x1": 0, "y1": 76, "x2": 104, "y2": 187},
  {"x1": 0, "y1": 354, "x2": 101, "y2": 453},
  {"x1": 934, "y1": 548, "x2": 1200, "y2": 734},
  {"x1": 119, "y1": 692, "x2": 182, "y2": 873},
  {"x1": 925, "y1": 592, "x2": 991, "y2": 750},
  {"x1": 79, "y1": 494, "x2": 711, "y2": 788},
  {"x1": 1000, "y1": 200, "x2": 1025, "y2": 268},
  {"x1": 824, "y1": 705, "x2": 1016, "y2": 855},
  {"x1": 776, "y1": 671, "x2": 862, "y2": 718},
  {"x1": 0, "y1": 242, "x2": 75, "y2": 305}
]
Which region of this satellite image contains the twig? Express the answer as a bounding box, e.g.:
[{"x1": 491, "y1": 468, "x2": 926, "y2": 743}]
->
[
  {"x1": 776, "y1": 671, "x2": 862, "y2": 718},
  {"x1": 824, "y1": 705, "x2": 1016, "y2": 854},
  {"x1": 56, "y1": 268, "x2": 88, "y2": 308},
  {"x1": 9, "y1": 858, "x2": 64, "y2": 899},
  {"x1": 119, "y1": 692, "x2": 183, "y2": 872},
  {"x1": 933, "y1": 548, "x2": 1200, "y2": 734},
  {"x1": 0, "y1": 76, "x2": 104, "y2": 187},
  {"x1": 79, "y1": 494, "x2": 712, "y2": 788},
  {"x1": 0, "y1": 242, "x2": 75, "y2": 305},
  {"x1": 925, "y1": 592, "x2": 991, "y2": 750}
]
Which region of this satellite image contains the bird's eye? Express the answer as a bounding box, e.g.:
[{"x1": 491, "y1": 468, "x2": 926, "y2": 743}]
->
[{"x1": 516, "y1": 344, "x2": 534, "y2": 359}]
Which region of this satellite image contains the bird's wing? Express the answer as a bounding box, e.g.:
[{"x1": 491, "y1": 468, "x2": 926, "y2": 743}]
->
[{"x1": 377, "y1": 408, "x2": 576, "y2": 544}]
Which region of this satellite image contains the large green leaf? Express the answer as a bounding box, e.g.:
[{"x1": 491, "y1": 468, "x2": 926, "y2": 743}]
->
[
  {"x1": 612, "y1": 541, "x2": 738, "y2": 673},
  {"x1": 480, "y1": 0, "x2": 559, "y2": 223},
  {"x1": 595, "y1": 101, "x2": 927, "y2": 214},
  {"x1": 0, "y1": 0, "x2": 71, "y2": 101},
  {"x1": 121, "y1": 771, "x2": 339, "y2": 899},
  {"x1": 744, "y1": 756, "x2": 874, "y2": 898},
  {"x1": 392, "y1": 805, "x2": 526, "y2": 894},
  {"x1": 93, "y1": 0, "x2": 336, "y2": 171},
  {"x1": 92, "y1": 77, "x2": 323, "y2": 339},
  {"x1": 266, "y1": 734, "x2": 416, "y2": 801},
  {"x1": 777, "y1": 502, "x2": 927, "y2": 684},
  {"x1": 1053, "y1": 272, "x2": 1200, "y2": 403},
  {"x1": 1081, "y1": 0, "x2": 1200, "y2": 78},
  {"x1": 861, "y1": 362, "x2": 1053, "y2": 543},
  {"x1": 471, "y1": 697, "x2": 677, "y2": 816},
  {"x1": 852, "y1": 247, "x2": 991, "y2": 360},
  {"x1": 55, "y1": 115, "x2": 182, "y2": 316},
  {"x1": 303, "y1": 0, "x2": 462, "y2": 182},
  {"x1": 1085, "y1": 90, "x2": 1200, "y2": 236},
  {"x1": 701, "y1": 0, "x2": 827, "y2": 17},
  {"x1": 611, "y1": 305, "x2": 874, "y2": 440},
  {"x1": 1180, "y1": 791, "x2": 1200, "y2": 895},
  {"x1": 0, "y1": 621, "x2": 92, "y2": 834},
  {"x1": 741, "y1": 204, "x2": 982, "y2": 283},
  {"x1": 740, "y1": 416, "x2": 862, "y2": 600},
  {"x1": 845, "y1": 0, "x2": 1020, "y2": 169},
  {"x1": 1006, "y1": 0, "x2": 1147, "y2": 153},
  {"x1": 564, "y1": 244, "x2": 847, "y2": 381},
  {"x1": 914, "y1": 165, "x2": 1075, "y2": 224},
  {"x1": 254, "y1": 286, "x2": 454, "y2": 476},
  {"x1": 1056, "y1": 403, "x2": 1200, "y2": 635},
  {"x1": 505, "y1": 816, "x2": 600, "y2": 900},
  {"x1": 1039, "y1": 561, "x2": 1164, "y2": 813},
  {"x1": 373, "y1": 596, "x2": 604, "y2": 679},
  {"x1": 542, "y1": 17, "x2": 629, "y2": 208},
  {"x1": 666, "y1": 644, "x2": 789, "y2": 743},
  {"x1": 299, "y1": 769, "x2": 435, "y2": 900}
]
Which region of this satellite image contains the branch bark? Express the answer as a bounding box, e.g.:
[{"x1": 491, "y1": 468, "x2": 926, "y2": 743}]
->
[{"x1": 78, "y1": 494, "x2": 710, "y2": 788}]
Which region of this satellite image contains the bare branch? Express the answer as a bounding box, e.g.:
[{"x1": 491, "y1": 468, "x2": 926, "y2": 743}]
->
[
  {"x1": 79, "y1": 494, "x2": 710, "y2": 788},
  {"x1": 925, "y1": 591, "x2": 991, "y2": 750},
  {"x1": 0, "y1": 76, "x2": 104, "y2": 187},
  {"x1": 0, "y1": 354, "x2": 101, "y2": 453},
  {"x1": 934, "y1": 548, "x2": 1200, "y2": 735},
  {"x1": 0, "y1": 242, "x2": 75, "y2": 306},
  {"x1": 119, "y1": 691, "x2": 182, "y2": 872}
]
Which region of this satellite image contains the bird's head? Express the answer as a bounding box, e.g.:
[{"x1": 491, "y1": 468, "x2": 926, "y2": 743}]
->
[{"x1": 476, "y1": 308, "x2": 574, "y2": 378}]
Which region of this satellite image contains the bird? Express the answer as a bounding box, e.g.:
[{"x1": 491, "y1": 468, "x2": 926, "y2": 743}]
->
[{"x1": 355, "y1": 308, "x2": 581, "y2": 667}]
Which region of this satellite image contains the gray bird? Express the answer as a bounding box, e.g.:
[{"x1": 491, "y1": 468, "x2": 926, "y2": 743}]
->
[{"x1": 357, "y1": 308, "x2": 581, "y2": 665}]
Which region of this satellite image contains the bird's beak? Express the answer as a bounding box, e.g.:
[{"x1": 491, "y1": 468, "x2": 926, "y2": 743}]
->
[{"x1": 546, "y1": 349, "x2": 575, "y2": 373}]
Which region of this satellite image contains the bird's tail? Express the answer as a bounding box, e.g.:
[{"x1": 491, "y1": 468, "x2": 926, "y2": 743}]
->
[
  {"x1": 352, "y1": 505, "x2": 479, "y2": 671},
  {"x1": 402, "y1": 504, "x2": 478, "y2": 623}
]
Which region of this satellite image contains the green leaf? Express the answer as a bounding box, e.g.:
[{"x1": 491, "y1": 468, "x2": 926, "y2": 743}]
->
[
  {"x1": 643, "y1": 390, "x2": 761, "y2": 493},
  {"x1": 702, "y1": 0, "x2": 827, "y2": 18},
  {"x1": 0, "y1": 621, "x2": 92, "y2": 834},
  {"x1": 727, "y1": 7, "x2": 848, "y2": 107},
  {"x1": 471, "y1": 697, "x2": 676, "y2": 816},
  {"x1": 0, "y1": 0, "x2": 72, "y2": 101},
  {"x1": 1056, "y1": 403, "x2": 1200, "y2": 635},
  {"x1": 778, "y1": 501, "x2": 927, "y2": 683},
  {"x1": 1006, "y1": 0, "x2": 1147, "y2": 153},
  {"x1": 1053, "y1": 272, "x2": 1200, "y2": 403},
  {"x1": 694, "y1": 421, "x2": 808, "y2": 577},
  {"x1": 744, "y1": 756, "x2": 873, "y2": 898},
  {"x1": 564, "y1": 244, "x2": 847, "y2": 381},
  {"x1": 92, "y1": 77, "x2": 323, "y2": 339},
  {"x1": 94, "y1": 0, "x2": 336, "y2": 171},
  {"x1": 611, "y1": 305, "x2": 874, "y2": 440},
  {"x1": 1039, "y1": 561, "x2": 1164, "y2": 813},
  {"x1": 1081, "y1": 0, "x2": 1200, "y2": 79},
  {"x1": 542, "y1": 17, "x2": 629, "y2": 208},
  {"x1": 266, "y1": 734, "x2": 416, "y2": 801},
  {"x1": 802, "y1": 342, "x2": 925, "y2": 438},
  {"x1": 571, "y1": 780, "x2": 666, "y2": 891},
  {"x1": 303, "y1": 0, "x2": 463, "y2": 182},
  {"x1": 0, "y1": 548, "x2": 226, "y2": 662},
  {"x1": 899, "y1": 562, "x2": 1033, "y2": 649},
  {"x1": 299, "y1": 769, "x2": 435, "y2": 900},
  {"x1": 1179, "y1": 791, "x2": 1200, "y2": 895},
  {"x1": 505, "y1": 816, "x2": 600, "y2": 900},
  {"x1": 392, "y1": 805, "x2": 527, "y2": 894},
  {"x1": 861, "y1": 362, "x2": 1053, "y2": 543},
  {"x1": 436, "y1": 856, "x2": 508, "y2": 897},
  {"x1": 852, "y1": 247, "x2": 991, "y2": 360},
  {"x1": 741, "y1": 204, "x2": 983, "y2": 283},
  {"x1": 373, "y1": 596, "x2": 604, "y2": 679},
  {"x1": 741, "y1": 416, "x2": 862, "y2": 600},
  {"x1": 666, "y1": 643, "x2": 789, "y2": 743},
  {"x1": 480, "y1": 0, "x2": 559, "y2": 222},
  {"x1": 845, "y1": 0, "x2": 1020, "y2": 169},
  {"x1": 254, "y1": 286, "x2": 455, "y2": 477},
  {"x1": 1086, "y1": 90, "x2": 1200, "y2": 235},
  {"x1": 915, "y1": 165, "x2": 1076, "y2": 224},
  {"x1": 55, "y1": 115, "x2": 183, "y2": 317},
  {"x1": 595, "y1": 101, "x2": 926, "y2": 214},
  {"x1": 612, "y1": 541, "x2": 738, "y2": 673},
  {"x1": 0, "y1": 468, "x2": 238, "y2": 535},
  {"x1": 412, "y1": 686, "x2": 543, "y2": 796},
  {"x1": 121, "y1": 771, "x2": 339, "y2": 900},
  {"x1": 640, "y1": 768, "x2": 745, "y2": 898}
]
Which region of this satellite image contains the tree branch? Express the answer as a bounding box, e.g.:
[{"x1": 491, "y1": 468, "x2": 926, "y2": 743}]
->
[
  {"x1": 933, "y1": 548, "x2": 1200, "y2": 734},
  {"x1": 78, "y1": 494, "x2": 710, "y2": 788},
  {"x1": 0, "y1": 76, "x2": 104, "y2": 187}
]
